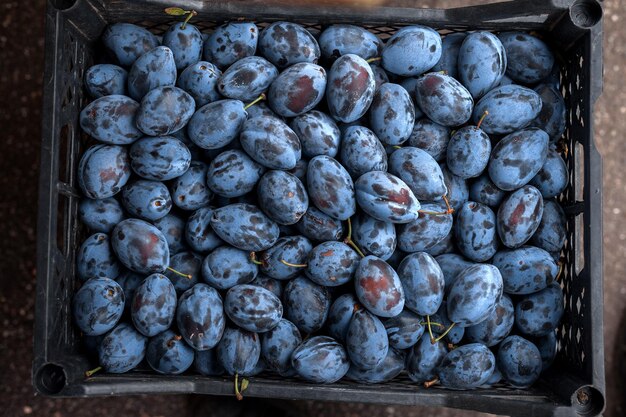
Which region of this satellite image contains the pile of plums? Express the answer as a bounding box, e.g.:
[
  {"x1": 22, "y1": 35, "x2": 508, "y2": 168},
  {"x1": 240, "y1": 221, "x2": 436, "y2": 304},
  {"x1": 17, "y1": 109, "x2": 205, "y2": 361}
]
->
[{"x1": 74, "y1": 14, "x2": 568, "y2": 392}]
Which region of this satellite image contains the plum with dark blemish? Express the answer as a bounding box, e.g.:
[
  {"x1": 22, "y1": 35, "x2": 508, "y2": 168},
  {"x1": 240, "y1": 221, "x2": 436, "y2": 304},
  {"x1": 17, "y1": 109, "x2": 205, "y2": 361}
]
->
[
  {"x1": 98, "y1": 322, "x2": 147, "y2": 373},
  {"x1": 424, "y1": 228, "x2": 456, "y2": 257},
  {"x1": 218, "y1": 56, "x2": 278, "y2": 102},
  {"x1": 258, "y1": 22, "x2": 320, "y2": 69},
  {"x1": 455, "y1": 201, "x2": 498, "y2": 262},
  {"x1": 497, "y1": 185, "x2": 544, "y2": 248},
  {"x1": 152, "y1": 214, "x2": 186, "y2": 255},
  {"x1": 261, "y1": 318, "x2": 302, "y2": 374},
  {"x1": 318, "y1": 24, "x2": 382, "y2": 63},
  {"x1": 79, "y1": 197, "x2": 125, "y2": 233},
  {"x1": 268, "y1": 62, "x2": 327, "y2": 117},
  {"x1": 291, "y1": 336, "x2": 349, "y2": 383},
  {"x1": 287, "y1": 158, "x2": 308, "y2": 183},
  {"x1": 290, "y1": 110, "x2": 341, "y2": 158},
  {"x1": 465, "y1": 294, "x2": 514, "y2": 346},
  {"x1": 283, "y1": 275, "x2": 331, "y2": 334},
  {"x1": 225, "y1": 284, "x2": 283, "y2": 332},
  {"x1": 406, "y1": 335, "x2": 447, "y2": 383},
  {"x1": 121, "y1": 180, "x2": 172, "y2": 221},
  {"x1": 370, "y1": 65, "x2": 389, "y2": 91},
  {"x1": 534, "y1": 330, "x2": 557, "y2": 371},
  {"x1": 130, "y1": 136, "x2": 191, "y2": 181},
  {"x1": 131, "y1": 273, "x2": 177, "y2": 337},
  {"x1": 201, "y1": 245, "x2": 258, "y2": 290},
  {"x1": 146, "y1": 329, "x2": 194, "y2": 375},
  {"x1": 447, "y1": 264, "x2": 503, "y2": 327},
  {"x1": 170, "y1": 161, "x2": 212, "y2": 211},
  {"x1": 260, "y1": 235, "x2": 313, "y2": 280},
  {"x1": 307, "y1": 155, "x2": 356, "y2": 221},
  {"x1": 354, "y1": 255, "x2": 405, "y2": 318},
  {"x1": 414, "y1": 73, "x2": 473, "y2": 127},
  {"x1": 326, "y1": 293, "x2": 358, "y2": 343},
  {"x1": 251, "y1": 274, "x2": 283, "y2": 299},
  {"x1": 397, "y1": 252, "x2": 445, "y2": 316},
  {"x1": 177, "y1": 61, "x2": 222, "y2": 107},
  {"x1": 446, "y1": 125, "x2": 491, "y2": 179},
  {"x1": 352, "y1": 212, "x2": 397, "y2": 261},
  {"x1": 430, "y1": 300, "x2": 465, "y2": 344},
  {"x1": 185, "y1": 206, "x2": 223, "y2": 253},
  {"x1": 240, "y1": 115, "x2": 302, "y2": 170},
  {"x1": 530, "y1": 200, "x2": 567, "y2": 253},
  {"x1": 498, "y1": 32, "x2": 555, "y2": 84},
  {"x1": 529, "y1": 84, "x2": 566, "y2": 141},
  {"x1": 397, "y1": 202, "x2": 453, "y2": 252},
  {"x1": 497, "y1": 335, "x2": 542, "y2": 388},
  {"x1": 257, "y1": 170, "x2": 309, "y2": 225},
  {"x1": 434, "y1": 253, "x2": 474, "y2": 293},
  {"x1": 389, "y1": 147, "x2": 446, "y2": 201},
  {"x1": 305, "y1": 241, "x2": 360, "y2": 287},
  {"x1": 472, "y1": 85, "x2": 543, "y2": 135},
  {"x1": 382, "y1": 26, "x2": 441, "y2": 76},
  {"x1": 407, "y1": 118, "x2": 451, "y2": 162},
  {"x1": 432, "y1": 32, "x2": 467, "y2": 79},
  {"x1": 176, "y1": 283, "x2": 225, "y2": 350},
  {"x1": 80, "y1": 96, "x2": 142, "y2": 145},
  {"x1": 210, "y1": 203, "x2": 280, "y2": 252},
  {"x1": 188, "y1": 99, "x2": 247, "y2": 150},
  {"x1": 346, "y1": 347, "x2": 405, "y2": 384},
  {"x1": 493, "y1": 246, "x2": 558, "y2": 295},
  {"x1": 355, "y1": 171, "x2": 420, "y2": 224},
  {"x1": 127, "y1": 46, "x2": 177, "y2": 100},
  {"x1": 115, "y1": 270, "x2": 143, "y2": 313},
  {"x1": 295, "y1": 205, "x2": 344, "y2": 242},
  {"x1": 529, "y1": 148, "x2": 569, "y2": 198},
  {"x1": 340, "y1": 126, "x2": 388, "y2": 178},
  {"x1": 204, "y1": 23, "x2": 258, "y2": 69},
  {"x1": 206, "y1": 149, "x2": 265, "y2": 198},
  {"x1": 458, "y1": 31, "x2": 507, "y2": 99},
  {"x1": 369, "y1": 83, "x2": 415, "y2": 145},
  {"x1": 162, "y1": 22, "x2": 203, "y2": 70},
  {"x1": 515, "y1": 283, "x2": 564, "y2": 337},
  {"x1": 469, "y1": 173, "x2": 506, "y2": 208},
  {"x1": 101, "y1": 23, "x2": 159, "y2": 67},
  {"x1": 441, "y1": 163, "x2": 469, "y2": 212},
  {"x1": 326, "y1": 54, "x2": 376, "y2": 123},
  {"x1": 488, "y1": 127, "x2": 549, "y2": 191},
  {"x1": 136, "y1": 86, "x2": 196, "y2": 136},
  {"x1": 164, "y1": 251, "x2": 201, "y2": 294},
  {"x1": 73, "y1": 277, "x2": 124, "y2": 336},
  {"x1": 383, "y1": 309, "x2": 424, "y2": 350},
  {"x1": 76, "y1": 232, "x2": 121, "y2": 281},
  {"x1": 85, "y1": 64, "x2": 127, "y2": 98},
  {"x1": 194, "y1": 349, "x2": 225, "y2": 376},
  {"x1": 346, "y1": 308, "x2": 389, "y2": 369},
  {"x1": 111, "y1": 218, "x2": 170, "y2": 274},
  {"x1": 437, "y1": 343, "x2": 495, "y2": 389},
  {"x1": 216, "y1": 327, "x2": 261, "y2": 376}
]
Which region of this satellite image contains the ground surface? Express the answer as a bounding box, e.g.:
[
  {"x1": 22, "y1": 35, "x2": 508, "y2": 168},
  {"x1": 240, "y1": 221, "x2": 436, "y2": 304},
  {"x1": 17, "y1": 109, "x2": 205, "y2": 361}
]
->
[{"x1": 0, "y1": 0, "x2": 624, "y2": 416}]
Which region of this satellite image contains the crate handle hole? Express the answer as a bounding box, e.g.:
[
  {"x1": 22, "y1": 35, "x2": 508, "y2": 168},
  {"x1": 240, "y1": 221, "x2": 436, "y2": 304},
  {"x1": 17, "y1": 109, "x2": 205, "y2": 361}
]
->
[
  {"x1": 573, "y1": 385, "x2": 605, "y2": 416},
  {"x1": 50, "y1": 0, "x2": 78, "y2": 11},
  {"x1": 570, "y1": 0, "x2": 602, "y2": 29},
  {"x1": 35, "y1": 363, "x2": 67, "y2": 395}
]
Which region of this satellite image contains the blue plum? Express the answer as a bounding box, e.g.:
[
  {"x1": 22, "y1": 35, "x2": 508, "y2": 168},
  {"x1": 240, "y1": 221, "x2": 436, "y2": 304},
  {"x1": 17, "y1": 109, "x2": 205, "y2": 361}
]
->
[
  {"x1": 530, "y1": 200, "x2": 567, "y2": 253},
  {"x1": 80, "y1": 96, "x2": 142, "y2": 145},
  {"x1": 79, "y1": 197, "x2": 125, "y2": 233},
  {"x1": 268, "y1": 63, "x2": 327, "y2": 117},
  {"x1": 318, "y1": 24, "x2": 382, "y2": 62},
  {"x1": 406, "y1": 335, "x2": 448, "y2": 383},
  {"x1": 225, "y1": 284, "x2": 283, "y2": 332},
  {"x1": 339, "y1": 126, "x2": 388, "y2": 178},
  {"x1": 177, "y1": 283, "x2": 225, "y2": 350},
  {"x1": 250, "y1": 274, "x2": 283, "y2": 299},
  {"x1": 346, "y1": 348, "x2": 405, "y2": 384},
  {"x1": 206, "y1": 149, "x2": 265, "y2": 198},
  {"x1": 414, "y1": 73, "x2": 473, "y2": 127},
  {"x1": 307, "y1": 155, "x2": 356, "y2": 221},
  {"x1": 383, "y1": 309, "x2": 424, "y2": 349},
  {"x1": 326, "y1": 293, "x2": 359, "y2": 343},
  {"x1": 185, "y1": 207, "x2": 223, "y2": 253},
  {"x1": 469, "y1": 173, "x2": 506, "y2": 208},
  {"x1": 290, "y1": 110, "x2": 341, "y2": 158},
  {"x1": 73, "y1": 277, "x2": 124, "y2": 336},
  {"x1": 346, "y1": 308, "x2": 389, "y2": 369},
  {"x1": 472, "y1": 85, "x2": 543, "y2": 135},
  {"x1": 530, "y1": 84, "x2": 566, "y2": 141},
  {"x1": 446, "y1": 126, "x2": 491, "y2": 179},
  {"x1": 84, "y1": 64, "x2": 127, "y2": 98},
  {"x1": 136, "y1": 86, "x2": 195, "y2": 136},
  {"x1": 437, "y1": 343, "x2": 496, "y2": 389},
  {"x1": 240, "y1": 116, "x2": 302, "y2": 170},
  {"x1": 326, "y1": 54, "x2": 376, "y2": 123},
  {"x1": 529, "y1": 148, "x2": 569, "y2": 198},
  {"x1": 354, "y1": 255, "x2": 405, "y2": 318},
  {"x1": 389, "y1": 147, "x2": 447, "y2": 201},
  {"x1": 111, "y1": 219, "x2": 170, "y2": 274},
  {"x1": 515, "y1": 283, "x2": 564, "y2": 337},
  {"x1": 129, "y1": 136, "x2": 191, "y2": 181},
  {"x1": 177, "y1": 61, "x2": 222, "y2": 107},
  {"x1": 432, "y1": 33, "x2": 467, "y2": 79},
  {"x1": 121, "y1": 180, "x2": 172, "y2": 221},
  {"x1": 498, "y1": 32, "x2": 555, "y2": 84},
  {"x1": 217, "y1": 56, "x2": 278, "y2": 101},
  {"x1": 115, "y1": 270, "x2": 143, "y2": 312},
  {"x1": 434, "y1": 253, "x2": 474, "y2": 293},
  {"x1": 355, "y1": 171, "x2": 420, "y2": 224},
  {"x1": 76, "y1": 233, "x2": 121, "y2": 281},
  {"x1": 291, "y1": 336, "x2": 350, "y2": 383},
  {"x1": 454, "y1": 201, "x2": 498, "y2": 262},
  {"x1": 283, "y1": 275, "x2": 331, "y2": 334},
  {"x1": 381, "y1": 26, "x2": 441, "y2": 76},
  {"x1": 146, "y1": 329, "x2": 194, "y2": 375},
  {"x1": 430, "y1": 300, "x2": 465, "y2": 344},
  {"x1": 287, "y1": 158, "x2": 308, "y2": 183},
  {"x1": 261, "y1": 318, "x2": 302, "y2": 374},
  {"x1": 204, "y1": 23, "x2": 258, "y2": 69},
  {"x1": 397, "y1": 202, "x2": 453, "y2": 252},
  {"x1": 165, "y1": 251, "x2": 201, "y2": 293},
  {"x1": 497, "y1": 335, "x2": 542, "y2": 388},
  {"x1": 188, "y1": 99, "x2": 247, "y2": 149},
  {"x1": 447, "y1": 264, "x2": 503, "y2": 327},
  {"x1": 352, "y1": 213, "x2": 397, "y2": 260},
  {"x1": 497, "y1": 185, "x2": 544, "y2": 248},
  {"x1": 458, "y1": 31, "x2": 507, "y2": 99},
  {"x1": 370, "y1": 65, "x2": 389, "y2": 90},
  {"x1": 194, "y1": 349, "x2": 225, "y2": 376},
  {"x1": 101, "y1": 23, "x2": 159, "y2": 67},
  {"x1": 295, "y1": 206, "x2": 344, "y2": 242},
  {"x1": 257, "y1": 170, "x2": 309, "y2": 225},
  {"x1": 131, "y1": 273, "x2": 177, "y2": 337},
  {"x1": 216, "y1": 327, "x2": 261, "y2": 375},
  {"x1": 407, "y1": 118, "x2": 451, "y2": 162},
  {"x1": 493, "y1": 246, "x2": 558, "y2": 295},
  {"x1": 424, "y1": 229, "x2": 456, "y2": 257},
  {"x1": 98, "y1": 322, "x2": 147, "y2": 373},
  {"x1": 162, "y1": 22, "x2": 203, "y2": 70},
  {"x1": 534, "y1": 330, "x2": 557, "y2": 371},
  {"x1": 258, "y1": 22, "x2": 320, "y2": 69},
  {"x1": 127, "y1": 46, "x2": 177, "y2": 100},
  {"x1": 465, "y1": 294, "x2": 515, "y2": 347},
  {"x1": 210, "y1": 203, "x2": 280, "y2": 252},
  {"x1": 441, "y1": 163, "x2": 469, "y2": 212},
  {"x1": 260, "y1": 235, "x2": 313, "y2": 280},
  {"x1": 202, "y1": 245, "x2": 258, "y2": 290},
  {"x1": 305, "y1": 241, "x2": 360, "y2": 287},
  {"x1": 397, "y1": 252, "x2": 445, "y2": 316},
  {"x1": 369, "y1": 83, "x2": 415, "y2": 145},
  {"x1": 170, "y1": 161, "x2": 212, "y2": 210}
]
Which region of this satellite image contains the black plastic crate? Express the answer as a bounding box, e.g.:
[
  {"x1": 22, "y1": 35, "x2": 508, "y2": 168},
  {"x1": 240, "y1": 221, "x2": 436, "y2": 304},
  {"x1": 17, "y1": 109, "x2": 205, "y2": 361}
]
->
[{"x1": 34, "y1": 0, "x2": 605, "y2": 415}]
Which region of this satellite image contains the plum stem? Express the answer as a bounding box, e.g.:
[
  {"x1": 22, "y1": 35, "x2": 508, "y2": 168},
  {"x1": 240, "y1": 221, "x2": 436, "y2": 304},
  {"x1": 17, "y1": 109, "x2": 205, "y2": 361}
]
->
[
  {"x1": 419, "y1": 321, "x2": 444, "y2": 328},
  {"x1": 366, "y1": 57, "x2": 381, "y2": 63},
  {"x1": 249, "y1": 252, "x2": 266, "y2": 266},
  {"x1": 392, "y1": 145, "x2": 402, "y2": 150},
  {"x1": 244, "y1": 93, "x2": 266, "y2": 110},
  {"x1": 426, "y1": 315, "x2": 436, "y2": 344},
  {"x1": 280, "y1": 259, "x2": 307, "y2": 268},
  {"x1": 167, "y1": 266, "x2": 192, "y2": 280},
  {"x1": 442, "y1": 194, "x2": 454, "y2": 215},
  {"x1": 424, "y1": 378, "x2": 439, "y2": 388},
  {"x1": 476, "y1": 110, "x2": 489, "y2": 130},
  {"x1": 433, "y1": 322, "x2": 456, "y2": 343},
  {"x1": 343, "y1": 218, "x2": 366, "y2": 258},
  {"x1": 167, "y1": 335, "x2": 182, "y2": 347},
  {"x1": 181, "y1": 10, "x2": 197, "y2": 29},
  {"x1": 418, "y1": 195, "x2": 454, "y2": 217},
  {"x1": 235, "y1": 373, "x2": 243, "y2": 400},
  {"x1": 555, "y1": 260, "x2": 564, "y2": 282},
  {"x1": 85, "y1": 366, "x2": 102, "y2": 378}
]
